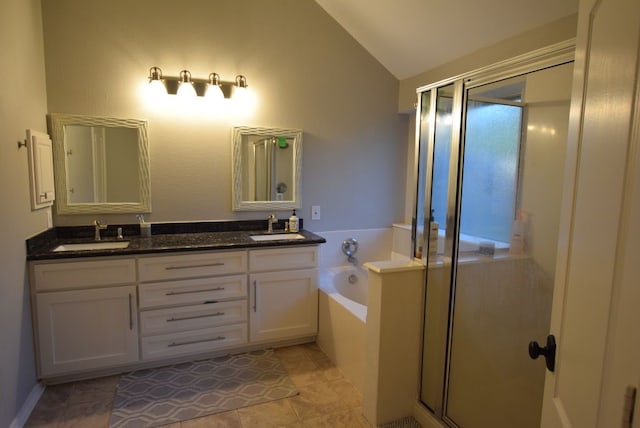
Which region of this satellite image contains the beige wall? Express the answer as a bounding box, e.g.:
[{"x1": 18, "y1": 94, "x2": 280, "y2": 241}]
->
[
  {"x1": 398, "y1": 14, "x2": 578, "y2": 113},
  {"x1": 0, "y1": 0, "x2": 49, "y2": 426},
  {"x1": 41, "y1": 0, "x2": 408, "y2": 231}
]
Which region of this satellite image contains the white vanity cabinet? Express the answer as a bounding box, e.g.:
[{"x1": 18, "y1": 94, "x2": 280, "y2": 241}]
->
[
  {"x1": 30, "y1": 258, "x2": 138, "y2": 378},
  {"x1": 29, "y1": 242, "x2": 322, "y2": 381},
  {"x1": 249, "y1": 246, "x2": 319, "y2": 343},
  {"x1": 137, "y1": 250, "x2": 249, "y2": 360}
]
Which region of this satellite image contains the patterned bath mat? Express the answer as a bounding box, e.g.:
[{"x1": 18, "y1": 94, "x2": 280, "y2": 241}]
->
[
  {"x1": 109, "y1": 349, "x2": 298, "y2": 428},
  {"x1": 378, "y1": 416, "x2": 423, "y2": 427}
]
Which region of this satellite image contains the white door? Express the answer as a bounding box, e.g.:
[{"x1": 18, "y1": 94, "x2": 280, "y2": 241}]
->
[{"x1": 541, "y1": 0, "x2": 640, "y2": 425}]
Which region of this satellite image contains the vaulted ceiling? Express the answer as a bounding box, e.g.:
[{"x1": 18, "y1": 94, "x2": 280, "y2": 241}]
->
[{"x1": 315, "y1": 0, "x2": 578, "y2": 80}]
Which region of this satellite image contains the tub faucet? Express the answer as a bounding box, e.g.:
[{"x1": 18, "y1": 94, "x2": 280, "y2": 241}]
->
[
  {"x1": 267, "y1": 214, "x2": 277, "y2": 233},
  {"x1": 342, "y1": 238, "x2": 359, "y2": 265},
  {"x1": 94, "y1": 220, "x2": 107, "y2": 241}
]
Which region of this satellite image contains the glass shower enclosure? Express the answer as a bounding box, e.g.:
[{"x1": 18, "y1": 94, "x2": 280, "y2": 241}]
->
[{"x1": 413, "y1": 50, "x2": 574, "y2": 427}]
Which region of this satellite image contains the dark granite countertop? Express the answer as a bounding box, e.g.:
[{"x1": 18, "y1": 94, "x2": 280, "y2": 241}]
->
[{"x1": 26, "y1": 220, "x2": 326, "y2": 261}]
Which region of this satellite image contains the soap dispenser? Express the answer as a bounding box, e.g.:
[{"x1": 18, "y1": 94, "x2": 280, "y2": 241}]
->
[{"x1": 289, "y1": 210, "x2": 299, "y2": 233}]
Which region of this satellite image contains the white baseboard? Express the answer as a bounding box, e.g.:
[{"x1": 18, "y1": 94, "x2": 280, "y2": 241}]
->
[
  {"x1": 413, "y1": 401, "x2": 446, "y2": 428},
  {"x1": 9, "y1": 382, "x2": 45, "y2": 428}
]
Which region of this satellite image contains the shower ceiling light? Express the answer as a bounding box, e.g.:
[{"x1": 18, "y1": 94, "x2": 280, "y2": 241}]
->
[{"x1": 147, "y1": 66, "x2": 248, "y2": 99}]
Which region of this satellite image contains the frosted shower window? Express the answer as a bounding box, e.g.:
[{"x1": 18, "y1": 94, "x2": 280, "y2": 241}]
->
[
  {"x1": 459, "y1": 100, "x2": 522, "y2": 243},
  {"x1": 430, "y1": 94, "x2": 454, "y2": 229}
]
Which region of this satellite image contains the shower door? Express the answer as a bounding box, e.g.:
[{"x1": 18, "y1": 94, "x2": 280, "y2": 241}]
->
[{"x1": 416, "y1": 59, "x2": 574, "y2": 427}]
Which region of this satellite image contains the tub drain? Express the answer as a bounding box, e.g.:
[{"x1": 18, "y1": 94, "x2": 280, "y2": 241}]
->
[{"x1": 348, "y1": 274, "x2": 358, "y2": 284}]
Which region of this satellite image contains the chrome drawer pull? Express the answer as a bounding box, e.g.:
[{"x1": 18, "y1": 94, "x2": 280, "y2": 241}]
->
[
  {"x1": 165, "y1": 262, "x2": 225, "y2": 270},
  {"x1": 165, "y1": 286, "x2": 225, "y2": 296},
  {"x1": 253, "y1": 280, "x2": 257, "y2": 312},
  {"x1": 166, "y1": 312, "x2": 225, "y2": 322},
  {"x1": 168, "y1": 336, "x2": 226, "y2": 347},
  {"x1": 128, "y1": 293, "x2": 133, "y2": 330}
]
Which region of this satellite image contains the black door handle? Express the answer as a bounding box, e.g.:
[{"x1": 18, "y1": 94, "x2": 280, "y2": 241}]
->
[{"x1": 529, "y1": 334, "x2": 556, "y2": 372}]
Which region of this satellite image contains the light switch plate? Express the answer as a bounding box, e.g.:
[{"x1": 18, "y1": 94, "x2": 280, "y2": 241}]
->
[{"x1": 311, "y1": 205, "x2": 321, "y2": 220}]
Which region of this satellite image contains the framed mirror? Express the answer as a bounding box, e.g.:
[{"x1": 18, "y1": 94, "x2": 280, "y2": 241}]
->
[
  {"x1": 49, "y1": 113, "x2": 151, "y2": 215},
  {"x1": 232, "y1": 126, "x2": 302, "y2": 211}
]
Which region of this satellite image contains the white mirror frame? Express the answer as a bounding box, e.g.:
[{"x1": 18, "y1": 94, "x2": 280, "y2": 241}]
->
[
  {"x1": 232, "y1": 126, "x2": 302, "y2": 211},
  {"x1": 50, "y1": 113, "x2": 151, "y2": 215}
]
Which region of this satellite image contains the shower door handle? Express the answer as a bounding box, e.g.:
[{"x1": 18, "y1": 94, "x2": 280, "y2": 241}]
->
[{"x1": 528, "y1": 334, "x2": 556, "y2": 372}]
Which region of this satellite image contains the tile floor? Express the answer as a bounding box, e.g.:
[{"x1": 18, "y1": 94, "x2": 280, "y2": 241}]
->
[{"x1": 25, "y1": 342, "x2": 372, "y2": 428}]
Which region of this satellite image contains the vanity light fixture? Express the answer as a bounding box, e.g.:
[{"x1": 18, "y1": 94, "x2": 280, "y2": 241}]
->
[
  {"x1": 147, "y1": 66, "x2": 249, "y2": 99},
  {"x1": 205, "y1": 72, "x2": 224, "y2": 100},
  {"x1": 177, "y1": 70, "x2": 196, "y2": 98},
  {"x1": 233, "y1": 75, "x2": 249, "y2": 101},
  {"x1": 148, "y1": 66, "x2": 167, "y2": 98}
]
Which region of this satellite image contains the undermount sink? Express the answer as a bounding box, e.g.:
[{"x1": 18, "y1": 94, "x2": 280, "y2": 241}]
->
[
  {"x1": 250, "y1": 233, "x2": 305, "y2": 242},
  {"x1": 53, "y1": 241, "x2": 130, "y2": 252}
]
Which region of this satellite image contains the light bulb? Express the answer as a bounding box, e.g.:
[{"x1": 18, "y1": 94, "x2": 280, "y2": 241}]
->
[
  {"x1": 177, "y1": 82, "x2": 196, "y2": 98},
  {"x1": 147, "y1": 66, "x2": 167, "y2": 100},
  {"x1": 148, "y1": 79, "x2": 166, "y2": 99},
  {"x1": 206, "y1": 73, "x2": 223, "y2": 101},
  {"x1": 206, "y1": 84, "x2": 223, "y2": 101},
  {"x1": 177, "y1": 70, "x2": 196, "y2": 98},
  {"x1": 233, "y1": 75, "x2": 248, "y2": 102}
]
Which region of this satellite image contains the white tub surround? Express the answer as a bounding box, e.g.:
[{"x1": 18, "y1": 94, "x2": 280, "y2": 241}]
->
[
  {"x1": 391, "y1": 223, "x2": 412, "y2": 259},
  {"x1": 317, "y1": 266, "x2": 368, "y2": 392},
  {"x1": 362, "y1": 260, "x2": 425, "y2": 426},
  {"x1": 317, "y1": 228, "x2": 392, "y2": 268}
]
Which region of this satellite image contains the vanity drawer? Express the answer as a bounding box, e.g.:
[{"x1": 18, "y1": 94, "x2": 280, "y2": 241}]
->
[
  {"x1": 249, "y1": 246, "x2": 318, "y2": 272},
  {"x1": 141, "y1": 324, "x2": 248, "y2": 360},
  {"x1": 138, "y1": 250, "x2": 247, "y2": 282},
  {"x1": 32, "y1": 259, "x2": 136, "y2": 291},
  {"x1": 138, "y1": 275, "x2": 247, "y2": 309},
  {"x1": 140, "y1": 300, "x2": 248, "y2": 336}
]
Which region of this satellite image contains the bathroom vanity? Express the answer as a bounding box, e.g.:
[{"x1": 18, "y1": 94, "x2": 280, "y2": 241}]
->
[{"x1": 26, "y1": 222, "x2": 324, "y2": 383}]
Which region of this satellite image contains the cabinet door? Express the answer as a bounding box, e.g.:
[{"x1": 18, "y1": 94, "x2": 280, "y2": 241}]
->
[
  {"x1": 249, "y1": 269, "x2": 318, "y2": 343},
  {"x1": 27, "y1": 129, "x2": 55, "y2": 209},
  {"x1": 36, "y1": 285, "x2": 138, "y2": 378}
]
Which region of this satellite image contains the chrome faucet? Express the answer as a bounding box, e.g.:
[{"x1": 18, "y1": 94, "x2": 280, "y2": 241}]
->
[
  {"x1": 94, "y1": 220, "x2": 108, "y2": 241},
  {"x1": 267, "y1": 214, "x2": 277, "y2": 233}
]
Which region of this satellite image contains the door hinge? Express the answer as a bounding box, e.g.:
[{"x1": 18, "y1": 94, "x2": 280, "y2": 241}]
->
[{"x1": 623, "y1": 386, "x2": 637, "y2": 428}]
